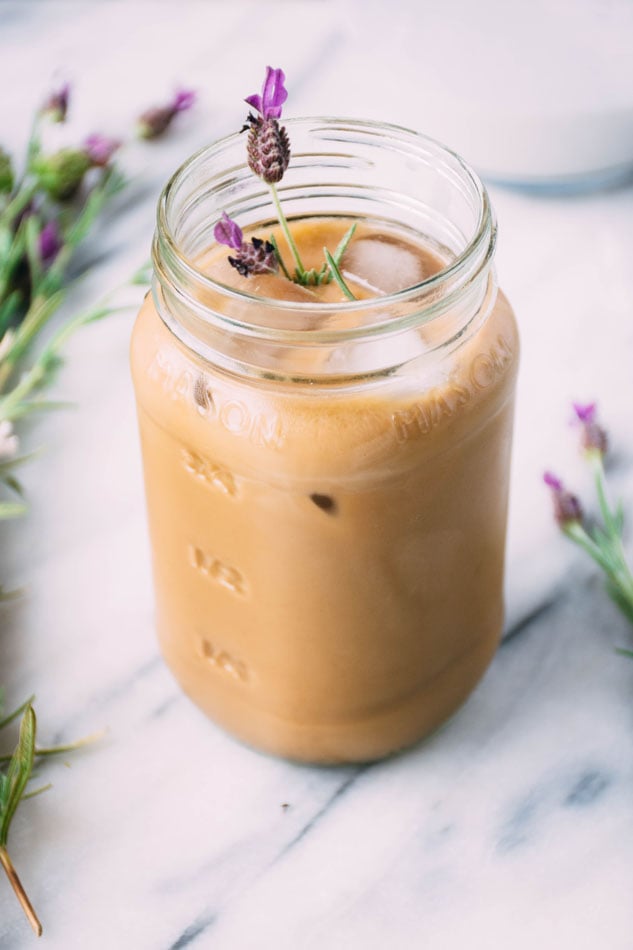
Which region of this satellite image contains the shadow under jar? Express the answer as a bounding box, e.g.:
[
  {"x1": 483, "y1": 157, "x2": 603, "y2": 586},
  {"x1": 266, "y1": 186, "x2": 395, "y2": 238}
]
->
[{"x1": 130, "y1": 119, "x2": 519, "y2": 764}]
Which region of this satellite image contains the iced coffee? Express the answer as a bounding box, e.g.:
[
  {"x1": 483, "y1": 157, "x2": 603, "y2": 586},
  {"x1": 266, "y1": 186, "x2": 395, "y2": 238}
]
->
[{"x1": 131, "y1": 204, "x2": 519, "y2": 763}]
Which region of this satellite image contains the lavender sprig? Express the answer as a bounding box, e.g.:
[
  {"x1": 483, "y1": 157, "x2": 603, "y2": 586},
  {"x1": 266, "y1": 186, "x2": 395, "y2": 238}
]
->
[
  {"x1": 137, "y1": 88, "x2": 196, "y2": 140},
  {"x1": 216, "y1": 67, "x2": 357, "y2": 299},
  {"x1": 0, "y1": 78, "x2": 195, "y2": 935},
  {"x1": 0, "y1": 706, "x2": 41, "y2": 936},
  {"x1": 544, "y1": 403, "x2": 633, "y2": 634},
  {"x1": 242, "y1": 67, "x2": 304, "y2": 281}
]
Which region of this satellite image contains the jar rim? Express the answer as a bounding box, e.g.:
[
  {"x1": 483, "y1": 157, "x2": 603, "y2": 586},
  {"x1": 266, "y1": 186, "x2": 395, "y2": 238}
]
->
[{"x1": 154, "y1": 116, "x2": 496, "y2": 324}]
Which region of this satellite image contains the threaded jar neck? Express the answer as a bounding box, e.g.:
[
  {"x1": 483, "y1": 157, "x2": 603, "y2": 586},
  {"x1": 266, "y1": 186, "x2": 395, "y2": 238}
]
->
[{"x1": 152, "y1": 118, "x2": 497, "y2": 381}]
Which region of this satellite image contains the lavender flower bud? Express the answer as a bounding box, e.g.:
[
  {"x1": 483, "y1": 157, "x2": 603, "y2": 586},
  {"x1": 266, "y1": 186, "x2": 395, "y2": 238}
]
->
[
  {"x1": 38, "y1": 220, "x2": 63, "y2": 266},
  {"x1": 84, "y1": 133, "x2": 120, "y2": 168},
  {"x1": 214, "y1": 211, "x2": 277, "y2": 276},
  {"x1": 229, "y1": 237, "x2": 278, "y2": 277},
  {"x1": 137, "y1": 88, "x2": 196, "y2": 140},
  {"x1": 245, "y1": 115, "x2": 290, "y2": 184},
  {"x1": 543, "y1": 471, "x2": 583, "y2": 527},
  {"x1": 42, "y1": 82, "x2": 70, "y2": 123},
  {"x1": 0, "y1": 147, "x2": 13, "y2": 194},
  {"x1": 573, "y1": 402, "x2": 608, "y2": 456},
  {"x1": 31, "y1": 148, "x2": 90, "y2": 201}
]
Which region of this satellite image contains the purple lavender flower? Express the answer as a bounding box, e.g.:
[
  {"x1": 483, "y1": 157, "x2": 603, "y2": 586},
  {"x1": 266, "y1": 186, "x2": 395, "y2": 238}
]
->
[
  {"x1": 245, "y1": 67, "x2": 288, "y2": 121},
  {"x1": 137, "y1": 88, "x2": 196, "y2": 140},
  {"x1": 42, "y1": 82, "x2": 70, "y2": 123},
  {"x1": 84, "y1": 133, "x2": 120, "y2": 168},
  {"x1": 228, "y1": 237, "x2": 278, "y2": 277},
  {"x1": 573, "y1": 402, "x2": 596, "y2": 423},
  {"x1": 573, "y1": 401, "x2": 608, "y2": 456},
  {"x1": 214, "y1": 212, "x2": 243, "y2": 250},
  {"x1": 243, "y1": 67, "x2": 290, "y2": 185},
  {"x1": 38, "y1": 220, "x2": 63, "y2": 265},
  {"x1": 214, "y1": 211, "x2": 277, "y2": 277},
  {"x1": 172, "y1": 89, "x2": 197, "y2": 112},
  {"x1": 543, "y1": 471, "x2": 583, "y2": 526}
]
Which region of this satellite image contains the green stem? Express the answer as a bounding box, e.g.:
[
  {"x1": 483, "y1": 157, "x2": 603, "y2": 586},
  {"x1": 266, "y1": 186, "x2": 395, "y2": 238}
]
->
[
  {"x1": 589, "y1": 452, "x2": 633, "y2": 608},
  {"x1": 0, "y1": 292, "x2": 64, "y2": 393},
  {"x1": 0, "y1": 182, "x2": 38, "y2": 231},
  {"x1": 564, "y1": 521, "x2": 615, "y2": 574},
  {"x1": 566, "y1": 518, "x2": 633, "y2": 623},
  {"x1": 592, "y1": 453, "x2": 618, "y2": 539},
  {"x1": 268, "y1": 182, "x2": 305, "y2": 279},
  {"x1": 0, "y1": 846, "x2": 42, "y2": 936},
  {"x1": 268, "y1": 233, "x2": 292, "y2": 280}
]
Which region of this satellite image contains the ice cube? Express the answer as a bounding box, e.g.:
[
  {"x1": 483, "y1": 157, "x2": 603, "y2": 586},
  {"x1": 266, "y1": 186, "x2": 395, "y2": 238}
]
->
[
  {"x1": 327, "y1": 326, "x2": 428, "y2": 374},
  {"x1": 342, "y1": 237, "x2": 427, "y2": 295}
]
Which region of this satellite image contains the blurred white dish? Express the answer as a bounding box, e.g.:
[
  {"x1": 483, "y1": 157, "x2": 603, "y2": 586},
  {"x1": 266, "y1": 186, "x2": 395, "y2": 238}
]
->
[{"x1": 342, "y1": 0, "x2": 633, "y2": 190}]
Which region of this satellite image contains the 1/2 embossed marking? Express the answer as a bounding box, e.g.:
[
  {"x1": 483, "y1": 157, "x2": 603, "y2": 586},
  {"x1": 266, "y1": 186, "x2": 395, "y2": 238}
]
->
[{"x1": 189, "y1": 544, "x2": 247, "y2": 595}]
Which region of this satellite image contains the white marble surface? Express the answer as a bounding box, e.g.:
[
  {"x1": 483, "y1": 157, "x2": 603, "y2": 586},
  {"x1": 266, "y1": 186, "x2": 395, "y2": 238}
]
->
[{"x1": 1, "y1": 2, "x2": 633, "y2": 947}]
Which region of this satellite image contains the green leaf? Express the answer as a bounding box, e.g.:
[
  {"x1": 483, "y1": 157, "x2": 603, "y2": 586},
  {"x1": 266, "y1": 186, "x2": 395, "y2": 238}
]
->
[
  {"x1": 0, "y1": 449, "x2": 41, "y2": 474},
  {"x1": 0, "y1": 473, "x2": 23, "y2": 497},
  {"x1": 323, "y1": 248, "x2": 357, "y2": 301},
  {"x1": 0, "y1": 585, "x2": 22, "y2": 602},
  {"x1": 0, "y1": 705, "x2": 36, "y2": 847},
  {"x1": 131, "y1": 261, "x2": 152, "y2": 286},
  {"x1": 605, "y1": 579, "x2": 633, "y2": 626},
  {"x1": 23, "y1": 215, "x2": 43, "y2": 294},
  {"x1": 0, "y1": 290, "x2": 23, "y2": 335},
  {"x1": 613, "y1": 501, "x2": 625, "y2": 534},
  {"x1": 0, "y1": 501, "x2": 28, "y2": 520},
  {"x1": 0, "y1": 696, "x2": 35, "y2": 732},
  {"x1": 7, "y1": 398, "x2": 74, "y2": 421},
  {"x1": 0, "y1": 289, "x2": 65, "y2": 390},
  {"x1": 0, "y1": 728, "x2": 105, "y2": 766},
  {"x1": 21, "y1": 783, "x2": 52, "y2": 802},
  {"x1": 332, "y1": 222, "x2": 357, "y2": 267}
]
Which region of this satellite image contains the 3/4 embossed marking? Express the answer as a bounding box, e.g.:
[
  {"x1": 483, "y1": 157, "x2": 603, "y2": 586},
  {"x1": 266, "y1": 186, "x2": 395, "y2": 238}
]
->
[{"x1": 182, "y1": 448, "x2": 237, "y2": 495}]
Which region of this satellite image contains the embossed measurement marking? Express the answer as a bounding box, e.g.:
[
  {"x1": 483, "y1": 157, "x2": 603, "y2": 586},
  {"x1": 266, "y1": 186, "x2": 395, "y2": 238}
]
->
[
  {"x1": 182, "y1": 448, "x2": 237, "y2": 496},
  {"x1": 188, "y1": 544, "x2": 247, "y2": 595},
  {"x1": 199, "y1": 638, "x2": 249, "y2": 682}
]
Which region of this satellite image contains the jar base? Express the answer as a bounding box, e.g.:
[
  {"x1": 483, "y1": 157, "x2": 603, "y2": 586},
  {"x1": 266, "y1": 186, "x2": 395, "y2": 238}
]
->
[{"x1": 161, "y1": 627, "x2": 501, "y2": 766}]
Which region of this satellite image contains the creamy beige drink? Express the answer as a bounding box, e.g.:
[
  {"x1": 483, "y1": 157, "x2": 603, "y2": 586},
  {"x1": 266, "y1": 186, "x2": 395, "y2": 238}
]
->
[{"x1": 131, "y1": 213, "x2": 518, "y2": 763}]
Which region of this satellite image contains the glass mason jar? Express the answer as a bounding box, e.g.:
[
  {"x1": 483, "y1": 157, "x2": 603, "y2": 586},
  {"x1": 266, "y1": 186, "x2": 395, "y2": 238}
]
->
[{"x1": 130, "y1": 119, "x2": 519, "y2": 764}]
